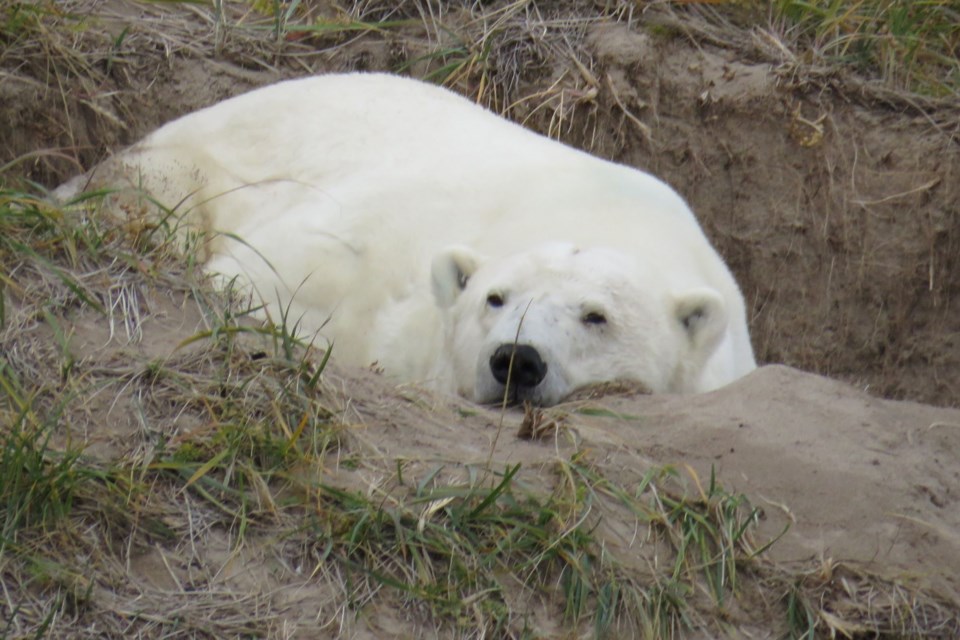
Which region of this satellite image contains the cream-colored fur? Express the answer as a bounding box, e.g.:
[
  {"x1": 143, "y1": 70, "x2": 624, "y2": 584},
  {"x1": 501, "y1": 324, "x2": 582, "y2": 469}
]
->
[{"x1": 57, "y1": 73, "x2": 756, "y2": 404}]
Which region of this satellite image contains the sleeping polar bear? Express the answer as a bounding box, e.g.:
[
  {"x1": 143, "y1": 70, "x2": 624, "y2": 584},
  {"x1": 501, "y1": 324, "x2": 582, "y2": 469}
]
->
[{"x1": 57, "y1": 73, "x2": 756, "y2": 405}]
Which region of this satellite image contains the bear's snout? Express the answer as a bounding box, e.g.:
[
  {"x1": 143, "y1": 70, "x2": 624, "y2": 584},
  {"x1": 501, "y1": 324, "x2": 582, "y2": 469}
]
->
[{"x1": 489, "y1": 344, "x2": 548, "y2": 389}]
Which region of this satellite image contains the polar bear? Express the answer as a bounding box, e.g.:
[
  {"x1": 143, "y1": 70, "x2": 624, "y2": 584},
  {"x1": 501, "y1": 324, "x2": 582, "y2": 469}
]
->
[{"x1": 56, "y1": 72, "x2": 756, "y2": 405}]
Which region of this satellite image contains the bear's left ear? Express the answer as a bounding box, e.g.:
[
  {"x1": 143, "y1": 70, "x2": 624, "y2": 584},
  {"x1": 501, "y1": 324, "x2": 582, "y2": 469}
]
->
[
  {"x1": 673, "y1": 288, "x2": 727, "y2": 354},
  {"x1": 431, "y1": 245, "x2": 485, "y2": 308}
]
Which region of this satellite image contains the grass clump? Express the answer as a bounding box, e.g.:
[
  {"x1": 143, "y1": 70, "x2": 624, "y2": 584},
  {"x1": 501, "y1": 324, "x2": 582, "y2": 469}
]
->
[
  {"x1": 774, "y1": 0, "x2": 960, "y2": 95},
  {"x1": 0, "y1": 361, "x2": 85, "y2": 542},
  {"x1": 295, "y1": 455, "x2": 774, "y2": 638},
  {"x1": 0, "y1": 1, "x2": 56, "y2": 41},
  {"x1": 145, "y1": 325, "x2": 339, "y2": 527}
]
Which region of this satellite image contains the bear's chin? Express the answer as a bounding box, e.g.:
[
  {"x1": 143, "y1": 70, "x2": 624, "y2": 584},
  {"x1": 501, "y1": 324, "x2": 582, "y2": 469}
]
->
[
  {"x1": 473, "y1": 380, "x2": 566, "y2": 408},
  {"x1": 474, "y1": 378, "x2": 655, "y2": 407}
]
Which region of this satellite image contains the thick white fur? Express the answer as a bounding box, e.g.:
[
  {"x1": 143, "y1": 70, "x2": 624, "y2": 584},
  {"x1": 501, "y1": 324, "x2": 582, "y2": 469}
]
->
[{"x1": 57, "y1": 73, "x2": 756, "y2": 404}]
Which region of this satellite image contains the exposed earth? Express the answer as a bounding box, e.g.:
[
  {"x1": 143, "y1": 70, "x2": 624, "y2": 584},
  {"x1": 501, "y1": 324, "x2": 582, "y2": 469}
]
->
[{"x1": 1, "y1": 1, "x2": 959, "y2": 638}]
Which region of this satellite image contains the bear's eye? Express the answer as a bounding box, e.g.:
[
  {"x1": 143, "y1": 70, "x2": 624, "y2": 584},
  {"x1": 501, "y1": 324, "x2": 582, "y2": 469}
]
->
[
  {"x1": 486, "y1": 292, "x2": 505, "y2": 308},
  {"x1": 582, "y1": 310, "x2": 607, "y2": 326}
]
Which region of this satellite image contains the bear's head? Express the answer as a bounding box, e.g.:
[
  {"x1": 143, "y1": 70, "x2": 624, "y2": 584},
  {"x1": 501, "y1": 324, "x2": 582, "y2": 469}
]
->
[{"x1": 431, "y1": 243, "x2": 729, "y2": 406}]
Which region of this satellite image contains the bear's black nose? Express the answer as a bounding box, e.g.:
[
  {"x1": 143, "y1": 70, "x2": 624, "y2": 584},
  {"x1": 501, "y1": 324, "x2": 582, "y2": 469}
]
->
[{"x1": 490, "y1": 344, "x2": 548, "y2": 388}]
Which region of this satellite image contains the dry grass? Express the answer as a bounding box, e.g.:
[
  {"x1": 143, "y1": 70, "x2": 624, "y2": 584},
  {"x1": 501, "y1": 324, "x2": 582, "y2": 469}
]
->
[
  {"x1": 773, "y1": 0, "x2": 959, "y2": 97},
  {"x1": 3, "y1": 0, "x2": 956, "y2": 186}
]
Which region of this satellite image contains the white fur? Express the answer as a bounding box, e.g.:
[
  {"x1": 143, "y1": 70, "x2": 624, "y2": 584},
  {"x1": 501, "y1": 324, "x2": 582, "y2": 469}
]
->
[{"x1": 57, "y1": 73, "x2": 757, "y2": 404}]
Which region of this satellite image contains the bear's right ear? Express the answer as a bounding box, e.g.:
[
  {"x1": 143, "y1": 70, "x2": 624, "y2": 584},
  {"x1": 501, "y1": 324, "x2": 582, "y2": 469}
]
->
[{"x1": 431, "y1": 245, "x2": 484, "y2": 308}]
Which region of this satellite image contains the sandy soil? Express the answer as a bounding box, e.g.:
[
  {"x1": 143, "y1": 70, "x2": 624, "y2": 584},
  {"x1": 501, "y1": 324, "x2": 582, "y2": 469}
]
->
[{"x1": 336, "y1": 361, "x2": 960, "y2": 603}]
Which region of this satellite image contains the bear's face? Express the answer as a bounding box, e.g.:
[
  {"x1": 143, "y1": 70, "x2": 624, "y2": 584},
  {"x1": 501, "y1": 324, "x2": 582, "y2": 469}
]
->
[{"x1": 431, "y1": 243, "x2": 729, "y2": 406}]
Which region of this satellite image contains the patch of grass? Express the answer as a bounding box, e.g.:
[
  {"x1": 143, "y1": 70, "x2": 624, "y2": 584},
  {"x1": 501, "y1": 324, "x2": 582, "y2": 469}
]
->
[
  {"x1": 555, "y1": 457, "x2": 779, "y2": 632},
  {"x1": 283, "y1": 450, "x2": 782, "y2": 638},
  {"x1": 149, "y1": 324, "x2": 338, "y2": 530},
  {"x1": 248, "y1": 0, "x2": 419, "y2": 45},
  {"x1": 640, "y1": 1, "x2": 958, "y2": 97},
  {"x1": 774, "y1": 0, "x2": 960, "y2": 95},
  {"x1": 787, "y1": 558, "x2": 960, "y2": 637},
  {"x1": 0, "y1": 360, "x2": 86, "y2": 544},
  {"x1": 785, "y1": 580, "x2": 819, "y2": 639},
  {"x1": 0, "y1": 186, "x2": 204, "y2": 336},
  {"x1": 0, "y1": 1, "x2": 56, "y2": 41}
]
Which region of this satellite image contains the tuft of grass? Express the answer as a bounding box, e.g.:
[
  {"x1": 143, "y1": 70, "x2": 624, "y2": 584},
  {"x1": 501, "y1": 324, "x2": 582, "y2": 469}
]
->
[
  {"x1": 149, "y1": 320, "x2": 339, "y2": 533},
  {"x1": 294, "y1": 455, "x2": 778, "y2": 637},
  {"x1": 787, "y1": 558, "x2": 960, "y2": 637},
  {"x1": 773, "y1": 0, "x2": 960, "y2": 95},
  {"x1": 0, "y1": 1, "x2": 57, "y2": 41},
  {"x1": 633, "y1": 0, "x2": 958, "y2": 98},
  {"x1": 247, "y1": 0, "x2": 419, "y2": 45},
  {"x1": 785, "y1": 579, "x2": 819, "y2": 639},
  {"x1": 0, "y1": 360, "x2": 86, "y2": 544},
  {"x1": 279, "y1": 445, "x2": 788, "y2": 636},
  {"x1": 552, "y1": 456, "x2": 781, "y2": 633}
]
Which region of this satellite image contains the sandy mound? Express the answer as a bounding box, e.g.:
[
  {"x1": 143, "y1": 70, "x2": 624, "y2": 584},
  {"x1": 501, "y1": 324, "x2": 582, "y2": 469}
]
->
[{"x1": 348, "y1": 363, "x2": 960, "y2": 603}]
